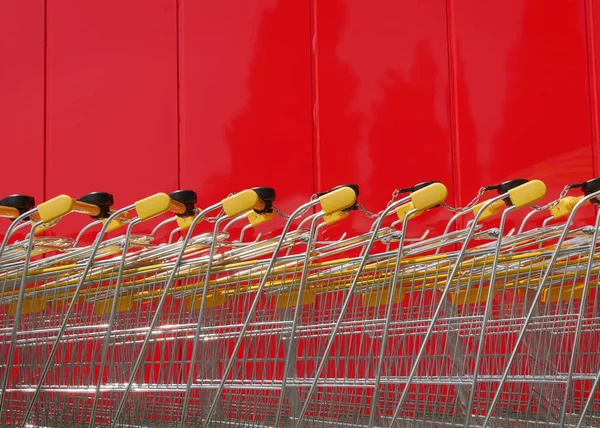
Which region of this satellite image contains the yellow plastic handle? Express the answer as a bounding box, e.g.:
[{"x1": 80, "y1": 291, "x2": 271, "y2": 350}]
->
[
  {"x1": 37, "y1": 195, "x2": 101, "y2": 224},
  {"x1": 507, "y1": 179, "x2": 546, "y2": 208},
  {"x1": 176, "y1": 215, "x2": 197, "y2": 231},
  {"x1": 550, "y1": 196, "x2": 586, "y2": 219},
  {"x1": 395, "y1": 201, "x2": 423, "y2": 222},
  {"x1": 103, "y1": 212, "x2": 130, "y2": 233},
  {"x1": 410, "y1": 182, "x2": 448, "y2": 211},
  {"x1": 222, "y1": 190, "x2": 261, "y2": 217},
  {"x1": 472, "y1": 180, "x2": 547, "y2": 222},
  {"x1": 30, "y1": 213, "x2": 54, "y2": 234},
  {"x1": 134, "y1": 193, "x2": 187, "y2": 222},
  {"x1": 319, "y1": 187, "x2": 357, "y2": 215},
  {"x1": 472, "y1": 199, "x2": 506, "y2": 221},
  {"x1": 323, "y1": 210, "x2": 350, "y2": 225},
  {"x1": 247, "y1": 211, "x2": 274, "y2": 227},
  {"x1": 0, "y1": 206, "x2": 20, "y2": 219}
]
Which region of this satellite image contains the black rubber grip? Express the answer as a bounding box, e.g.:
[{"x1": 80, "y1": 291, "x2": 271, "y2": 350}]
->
[
  {"x1": 317, "y1": 184, "x2": 359, "y2": 198},
  {"x1": 0, "y1": 194, "x2": 35, "y2": 215},
  {"x1": 78, "y1": 192, "x2": 114, "y2": 219},
  {"x1": 169, "y1": 190, "x2": 198, "y2": 217},
  {"x1": 581, "y1": 178, "x2": 600, "y2": 206},
  {"x1": 490, "y1": 179, "x2": 529, "y2": 194},
  {"x1": 252, "y1": 187, "x2": 276, "y2": 214}
]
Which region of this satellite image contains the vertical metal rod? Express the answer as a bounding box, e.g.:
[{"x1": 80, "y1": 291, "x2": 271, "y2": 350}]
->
[
  {"x1": 463, "y1": 206, "x2": 514, "y2": 427},
  {"x1": 292, "y1": 197, "x2": 411, "y2": 428},
  {"x1": 480, "y1": 191, "x2": 600, "y2": 428},
  {"x1": 0, "y1": 220, "x2": 41, "y2": 417},
  {"x1": 89, "y1": 218, "x2": 140, "y2": 427},
  {"x1": 367, "y1": 209, "x2": 414, "y2": 427},
  {"x1": 575, "y1": 364, "x2": 600, "y2": 428},
  {"x1": 18, "y1": 205, "x2": 133, "y2": 428},
  {"x1": 179, "y1": 215, "x2": 230, "y2": 427},
  {"x1": 388, "y1": 194, "x2": 507, "y2": 427},
  {"x1": 0, "y1": 208, "x2": 38, "y2": 259},
  {"x1": 274, "y1": 213, "x2": 324, "y2": 427},
  {"x1": 202, "y1": 199, "x2": 320, "y2": 427},
  {"x1": 110, "y1": 202, "x2": 222, "y2": 428},
  {"x1": 558, "y1": 208, "x2": 600, "y2": 427}
]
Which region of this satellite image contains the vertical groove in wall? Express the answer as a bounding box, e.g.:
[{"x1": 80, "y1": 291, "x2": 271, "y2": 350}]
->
[
  {"x1": 445, "y1": 0, "x2": 460, "y2": 210},
  {"x1": 43, "y1": 0, "x2": 47, "y2": 201},
  {"x1": 585, "y1": 0, "x2": 599, "y2": 176},
  {"x1": 176, "y1": 0, "x2": 181, "y2": 189},
  {"x1": 309, "y1": 0, "x2": 320, "y2": 193}
]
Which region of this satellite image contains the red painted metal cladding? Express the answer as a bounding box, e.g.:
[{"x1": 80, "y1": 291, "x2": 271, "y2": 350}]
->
[
  {"x1": 179, "y1": 0, "x2": 314, "y2": 238},
  {"x1": 45, "y1": 0, "x2": 179, "y2": 240},
  {"x1": 589, "y1": 0, "x2": 600, "y2": 176},
  {"x1": 449, "y1": 0, "x2": 596, "y2": 230},
  {"x1": 0, "y1": 1, "x2": 45, "y2": 239},
  {"x1": 310, "y1": 0, "x2": 455, "y2": 240}
]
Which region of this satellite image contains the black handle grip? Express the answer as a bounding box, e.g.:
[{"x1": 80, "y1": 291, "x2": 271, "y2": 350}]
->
[
  {"x1": 0, "y1": 194, "x2": 36, "y2": 216},
  {"x1": 169, "y1": 190, "x2": 198, "y2": 217},
  {"x1": 487, "y1": 179, "x2": 529, "y2": 195},
  {"x1": 252, "y1": 187, "x2": 276, "y2": 214},
  {"x1": 78, "y1": 192, "x2": 114, "y2": 219},
  {"x1": 317, "y1": 184, "x2": 360, "y2": 198},
  {"x1": 580, "y1": 178, "x2": 600, "y2": 205}
]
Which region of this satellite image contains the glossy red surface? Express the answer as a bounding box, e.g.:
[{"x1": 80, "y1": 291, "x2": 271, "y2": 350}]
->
[
  {"x1": 0, "y1": 0, "x2": 599, "y2": 234},
  {"x1": 0, "y1": 1, "x2": 44, "y2": 238},
  {"x1": 449, "y1": 0, "x2": 596, "y2": 229},
  {"x1": 179, "y1": 0, "x2": 314, "y2": 237},
  {"x1": 2, "y1": 0, "x2": 600, "y2": 420},
  {"x1": 311, "y1": 0, "x2": 455, "y2": 239},
  {"x1": 45, "y1": 0, "x2": 179, "y2": 238}
]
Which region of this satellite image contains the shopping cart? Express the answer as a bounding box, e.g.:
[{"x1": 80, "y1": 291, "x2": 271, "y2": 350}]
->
[{"x1": 3, "y1": 178, "x2": 600, "y2": 427}]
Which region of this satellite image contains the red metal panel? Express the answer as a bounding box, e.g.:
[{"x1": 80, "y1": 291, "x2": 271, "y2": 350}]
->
[
  {"x1": 589, "y1": 0, "x2": 600, "y2": 176},
  {"x1": 449, "y1": 0, "x2": 595, "y2": 229},
  {"x1": 311, "y1": 0, "x2": 454, "y2": 237},
  {"x1": 0, "y1": 1, "x2": 44, "y2": 237},
  {"x1": 179, "y1": 0, "x2": 314, "y2": 233},
  {"x1": 45, "y1": 0, "x2": 179, "y2": 238}
]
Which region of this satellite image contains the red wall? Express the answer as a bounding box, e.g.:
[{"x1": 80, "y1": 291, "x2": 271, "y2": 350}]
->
[{"x1": 1, "y1": 0, "x2": 599, "y2": 236}]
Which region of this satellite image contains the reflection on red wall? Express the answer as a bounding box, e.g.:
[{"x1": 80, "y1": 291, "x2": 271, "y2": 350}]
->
[{"x1": 0, "y1": 0, "x2": 598, "y2": 236}]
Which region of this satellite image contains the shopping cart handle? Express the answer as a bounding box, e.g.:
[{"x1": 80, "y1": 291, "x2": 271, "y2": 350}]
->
[
  {"x1": 395, "y1": 202, "x2": 422, "y2": 221},
  {"x1": 251, "y1": 187, "x2": 276, "y2": 214},
  {"x1": 317, "y1": 184, "x2": 360, "y2": 198},
  {"x1": 0, "y1": 194, "x2": 35, "y2": 219},
  {"x1": 492, "y1": 178, "x2": 529, "y2": 194},
  {"x1": 410, "y1": 182, "x2": 448, "y2": 211},
  {"x1": 581, "y1": 177, "x2": 600, "y2": 205},
  {"x1": 318, "y1": 185, "x2": 358, "y2": 215},
  {"x1": 77, "y1": 192, "x2": 114, "y2": 219},
  {"x1": 247, "y1": 188, "x2": 277, "y2": 226},
  {"x1": 134, "y1": 193, "x2": 188, "y2": 222},
  {"x1": 472, "y1": 199, "x2": 506, "y2": 221},
  {"x1": 222, "y1": 188, "x2": 272, "y2": 217},
  {"x1": 507, "y1": 179, "x2": 546, "y2": 208},
  {"x1": 472, "y1": 180, "x2": 546, "y2": 221},
  {"x1": 169, "y1": 190, "x2": 198, "y2": 217},
  {"x1": 550, "y1": 196, "x2": 585, "y2": 219},
  {"x1": 247, "y1": 210, "x2": 274, "y2": 227},
  {"x1": 37, "y1": 195, "x2": 102, "y2": 224}
]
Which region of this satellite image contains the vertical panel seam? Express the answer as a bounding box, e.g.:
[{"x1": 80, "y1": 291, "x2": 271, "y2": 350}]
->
[
  {"x1": 176, "y1": 0, "x2": 181, "y2": 190},
  {"x1": 308, "y1": 0, "x2": 317, "y2": 195},
  {"x1": 585, "y1": 0, "x2": 599, "y2": 177},
  {"x1": 445, "y1": 0, "x2": 460, "y2": 210},
  {"x1": 43, "y1": 0, "x2": 47, "y2": 201}
]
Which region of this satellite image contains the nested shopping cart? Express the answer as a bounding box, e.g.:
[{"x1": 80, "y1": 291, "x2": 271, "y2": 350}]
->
[{"x1": 2, "y1": 179, "x2": 600, "y2": 427}]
